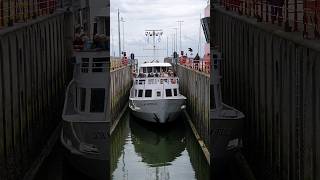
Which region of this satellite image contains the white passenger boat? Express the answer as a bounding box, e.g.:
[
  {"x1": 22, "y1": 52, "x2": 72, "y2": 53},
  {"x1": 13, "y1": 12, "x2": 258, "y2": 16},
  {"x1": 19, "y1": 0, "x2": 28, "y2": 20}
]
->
[
  {"x1": 129, "y1": 62, "x2": 187, "y2": 123},
  {"x1": 60, "y1": 1, "x2": 110, "y2": 179}
]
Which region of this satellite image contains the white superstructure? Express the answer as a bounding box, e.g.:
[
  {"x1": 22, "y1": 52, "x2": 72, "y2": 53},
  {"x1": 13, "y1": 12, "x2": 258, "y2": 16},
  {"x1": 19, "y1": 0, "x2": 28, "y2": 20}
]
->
[{"x1": 129, "y1": 62, "x2": 187, "y2": 123}]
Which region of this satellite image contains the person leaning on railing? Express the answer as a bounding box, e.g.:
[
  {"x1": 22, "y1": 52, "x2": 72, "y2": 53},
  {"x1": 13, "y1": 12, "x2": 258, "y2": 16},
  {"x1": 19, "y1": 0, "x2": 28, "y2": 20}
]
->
[
  {"x1": 73, "y1": 34, "x2": 84, "y2": 51},
  {"x1": 92, "y1": 34, "x2": 108, "y2": 49}
]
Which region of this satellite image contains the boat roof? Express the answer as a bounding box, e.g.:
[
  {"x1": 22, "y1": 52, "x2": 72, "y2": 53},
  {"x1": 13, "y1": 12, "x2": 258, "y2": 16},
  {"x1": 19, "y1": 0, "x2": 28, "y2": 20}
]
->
[{"x1": 140, "y1": 62, "x2": 172, "y2": 67}]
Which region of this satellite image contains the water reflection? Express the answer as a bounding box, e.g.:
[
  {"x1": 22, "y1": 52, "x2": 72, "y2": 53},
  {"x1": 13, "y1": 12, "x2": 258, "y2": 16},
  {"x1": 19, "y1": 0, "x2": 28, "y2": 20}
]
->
[{"x1": 111, "y1": 110, "x2": 209, "y2": 180}]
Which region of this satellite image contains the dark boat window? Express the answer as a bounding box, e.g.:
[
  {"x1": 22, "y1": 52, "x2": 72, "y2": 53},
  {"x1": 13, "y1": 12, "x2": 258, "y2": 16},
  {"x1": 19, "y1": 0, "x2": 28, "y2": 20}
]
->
[
  {"x1": 90, "y1": 88, "x2": 105, "y2": 112},
  {"x1": 143, "y1": 67, "x2": 146, "y2": 73},
  {"x1": 92, "y1": 58, "x2": 107, "y2": 72},
  {"x1": 138, "y1": 90, "x2": 143, "y2": 97},
  {"x1": 80, "y1": 88, "x2": 86, "y2": 111},
  {"x1": 157, "y1": 91, "x2": 161, "y2": 97},
  {"x1": 81, "y1": 58, "x2": 89, "y2": 73},
  {"x1": 173, "y1": 89, "x2": 178, "y2": 96},
  {"x1": 155, "y1": 67, "x2": 160, "y2": 73},
  {"x1": 139, "y1": 80, "x2": 145, "y2": 85},
  {"x1": 166, "y1": 89, "x2": 172, "y2": 97},
  {"x1": 145, "y1": 90, "x2": 152, "y2": 97},
  {"x1": 75, "y1": 88, "x2": 78, "y2": 108},
  {"x1": 147, "y1": 67, "x2": 152, "y2": 73},
  {"x1": 210, "y1": 85, "x2": 216, "y2": 109}
]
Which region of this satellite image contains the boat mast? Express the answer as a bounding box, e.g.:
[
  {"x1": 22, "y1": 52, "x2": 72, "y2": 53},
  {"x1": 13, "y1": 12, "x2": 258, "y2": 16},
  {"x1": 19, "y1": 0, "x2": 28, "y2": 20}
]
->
[{"x1": 144, "y1": 29, "x2": 163, "y2": 61}]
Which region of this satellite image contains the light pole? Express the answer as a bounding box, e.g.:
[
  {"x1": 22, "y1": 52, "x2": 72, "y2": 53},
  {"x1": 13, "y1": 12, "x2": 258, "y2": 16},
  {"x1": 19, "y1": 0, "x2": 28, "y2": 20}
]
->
[
  {"x1": 117, "y1": 9, "x2": 121, "y2": 57},
  {"x1": 172, "y1": 28, "x2": 178, "y2": 53},
  {"x1": 166, "y1": 36, "x2": 168, "y2": 57},
  {"x1": 120, "y1": 17, "x2": 125, "y2": 52},
  {"x1": 176, "y1": 20, "x2": 184, "y2": 53}
]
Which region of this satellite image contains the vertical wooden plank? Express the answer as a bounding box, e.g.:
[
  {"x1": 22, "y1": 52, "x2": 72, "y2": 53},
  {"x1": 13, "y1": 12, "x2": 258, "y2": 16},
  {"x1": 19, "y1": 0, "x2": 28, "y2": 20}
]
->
[
  {"x1": 259, "y1": 33, "x2": 266, "y2": 168},
  {"x1": 280, "y1": 39, "x2": 290, "y2": 180},
  {"x1": 45, "y1": 22, "x2": 52, "y2": 126},
  {"x1": 3, "y1": 35, "x2": 15, "y2": 179},
  {"x1": 289, "y1": 42, "x2": 297, "y2": 180},
  {"x1": 29, "y1": 25, "x2": 37, "y2": 155},
  {"x1": 19, "y1": 30, "x2": 29, "y2": 171},
  {"x1": 272, "y1": 36, "x2": 281, "y2": 177},
  {"x1": 315, "y1": 53, "x2": 320, "y2": 180},
  {"x1": 253, "y1": 29, "x2": 260, "y2": 166},
  {"x1": 302, "y1": 48, "x2": 314, "y2": 180},
  {"x1": 25, "y1": 26, "x2": 33, "y2": 161},
  {"x1": 10, "y1": 34, "x2": 22, "y2": 178},
  {"x1": 265, "y1": 34, "x2": 273, "y2": 171},
  {"x1": 0, "y1": 39, "x2": 7, "y2": 179}
]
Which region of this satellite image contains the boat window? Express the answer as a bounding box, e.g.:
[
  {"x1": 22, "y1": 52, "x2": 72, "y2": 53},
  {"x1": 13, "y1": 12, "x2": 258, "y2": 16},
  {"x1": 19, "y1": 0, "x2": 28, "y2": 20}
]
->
[
  {"x1": 145, "y1": 90, "x2": 152, "y2": 97},
  {"x1": 155, "y1": 67, "x2": 160, "y2": 73},
  {"x1": 80, "y1": 88, "x2": 86, "y2": 111},
  {"x1": 92, "y1": 58, "x2": 107, "y2": 72},
  {"x1": 138, "y1": 90, "x2": 143, "y2": 97},
  {"x1": 90, "y1": 88, "x2": 105, "y2": 112},
  {"x1": 165, "y1": 89, "x2": 172, "y2": 97},
  {"x1": 147, "y1": 67, "x2": 152, "y2": 73},
  {"x1": 173, "y1": 89, "x2": 178, "y2": 96},
  {"x1": 157, "y1": 91, "x2": 161, "y2": 97},
  {"x1": 75, "y1": 88, "x2": 78, "y2": 108},
  {"x1": 135, "y1": 90, "x2": 137, "y2": 97},
  {"x1": 139, "y1": 80, "x2": 145, "y2": 85},
  {"x1": 143, "y1": 67, "x2": 146, "y2": 73},
  {"x1": 81, "y1": 58, "x2": 89, "y2": 73},
  {"x1": 148, "y1": 79, "x2": 154, "y2": 84},
  {"x1": 210, "y1": 85, "x2": 216, "y2": 109}
]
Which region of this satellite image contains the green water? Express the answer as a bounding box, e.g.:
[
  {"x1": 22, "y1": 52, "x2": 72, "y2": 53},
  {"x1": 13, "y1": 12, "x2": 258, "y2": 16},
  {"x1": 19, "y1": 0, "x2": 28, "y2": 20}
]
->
[{"x1": 111, "y1": 110, "x2": 210, "y2": 180}]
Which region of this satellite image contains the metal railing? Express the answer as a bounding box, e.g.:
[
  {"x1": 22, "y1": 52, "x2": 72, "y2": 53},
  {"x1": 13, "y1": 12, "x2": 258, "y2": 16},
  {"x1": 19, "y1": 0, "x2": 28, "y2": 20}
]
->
[
  {"x1": 74, "y1": 62, "x2": 108, "y2": 76},
  {"x1": 180, "y1": 58, "x2": 211, "y2": 74},
  {"x1": 0, "y1": 0, "x2": 61, "y2": 28},
  {"x1": 111, "y1": 57, "x2": 128, "y2": 71},
  {"x1": 215, "y1": 0, "x2": 320, "y2": 39},
  {"x1": 133, "y1": 77, "x2": 180, "y2": 85}
]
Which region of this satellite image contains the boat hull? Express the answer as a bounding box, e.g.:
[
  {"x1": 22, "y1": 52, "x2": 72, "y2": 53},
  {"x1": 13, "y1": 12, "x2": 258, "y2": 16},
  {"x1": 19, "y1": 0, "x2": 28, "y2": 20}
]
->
[
  {"x1": 129, "y1": 98, "x2": 186, "y2": 123},
  {"x1": 210, "y1": 103, "x2": 245, "y2": 159},
  {"x1": 60, "y1": 120, "x2": 109, "y2": 180}
]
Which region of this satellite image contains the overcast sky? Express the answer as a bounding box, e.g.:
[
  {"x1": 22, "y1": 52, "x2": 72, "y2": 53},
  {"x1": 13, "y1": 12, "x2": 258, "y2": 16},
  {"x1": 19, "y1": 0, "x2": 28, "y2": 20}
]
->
[{"x1": 110, "y1": 0, "x2": 208, "y2": 62}]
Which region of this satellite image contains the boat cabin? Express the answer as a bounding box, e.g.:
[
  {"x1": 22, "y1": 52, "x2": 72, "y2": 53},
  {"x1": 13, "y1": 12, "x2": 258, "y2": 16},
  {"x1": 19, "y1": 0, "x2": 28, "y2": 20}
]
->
[
  {"x1": 137, "y1": 63, "x2": 175, "y2": 78},
  {"x1": 130, "y1": 77, "x2": 182, "y2": 99}
]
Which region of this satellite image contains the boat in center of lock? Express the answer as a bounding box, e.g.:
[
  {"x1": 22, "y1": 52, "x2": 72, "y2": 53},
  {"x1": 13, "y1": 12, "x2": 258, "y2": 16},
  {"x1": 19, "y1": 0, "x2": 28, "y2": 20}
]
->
[{"x1": 129, "y1": 62, "x2": 187, "y2": 123}]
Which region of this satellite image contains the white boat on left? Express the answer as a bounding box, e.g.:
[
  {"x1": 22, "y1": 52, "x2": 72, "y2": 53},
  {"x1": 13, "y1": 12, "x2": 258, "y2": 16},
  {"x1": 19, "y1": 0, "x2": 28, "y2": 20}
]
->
[
  {"x1": 61, "y1": 50, "x2": 110, "y2": 180},
  {"x1": 61, "y1": 1, "x2": 110, "y2": 179}
]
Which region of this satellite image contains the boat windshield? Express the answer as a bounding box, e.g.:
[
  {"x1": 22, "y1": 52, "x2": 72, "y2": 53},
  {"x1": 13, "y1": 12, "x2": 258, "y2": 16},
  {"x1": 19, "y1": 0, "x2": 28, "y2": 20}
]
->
[{"x1": 138, "y1": 66, "x2": 175, "y2": 78}]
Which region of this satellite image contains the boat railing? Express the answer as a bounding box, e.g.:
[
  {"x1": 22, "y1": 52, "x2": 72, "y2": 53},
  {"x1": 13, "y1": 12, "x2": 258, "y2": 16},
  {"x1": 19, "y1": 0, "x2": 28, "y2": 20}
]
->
[
  {"x1": 0, "y1": 0, "x2": 60, "y2": 29},
  {"x1": 133, "y1": 77, "x2": 179, "y2": 86},
  {"x1": 111, "y1": 57, "x2": 128, "y2": 70},
  {"x1": 74, "y1": 61, "x2": 109, "y2": 76},
  {"x1": 179, "y1": 57, "x2": 211, "y2": 74}
]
